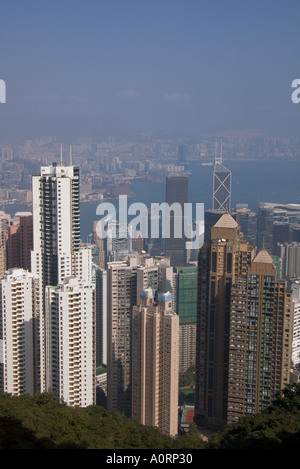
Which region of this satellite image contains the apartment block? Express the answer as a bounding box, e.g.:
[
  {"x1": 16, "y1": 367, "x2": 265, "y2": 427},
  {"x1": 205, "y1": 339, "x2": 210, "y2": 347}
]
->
[
  {"x1": 196, "y1": 213, "x2": 292, "y2": 428},
  {"x1": 0, "y1": 268, "x2": 40, "y2": 396},
  {"x1": 131, "y1": 288, "x2": 179, "y2": 437},
  {"x1": 45, "y1": 277, "x2": 96, "y2": 407},
  {"x1": 107, "y1": 254, "x2": 175, "y2": 419}
]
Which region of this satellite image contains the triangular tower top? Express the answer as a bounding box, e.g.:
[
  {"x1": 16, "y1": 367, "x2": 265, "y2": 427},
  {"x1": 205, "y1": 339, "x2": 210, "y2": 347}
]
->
[
  {"x1": 214, "y1": 212, "x2": 238, "y2": 229},
  {"x1": 253, "y1": 249, "x2": 274, "y2": 264},
  {"x1": 253, "y1": 248, "x2": 273, "y2": 264}
]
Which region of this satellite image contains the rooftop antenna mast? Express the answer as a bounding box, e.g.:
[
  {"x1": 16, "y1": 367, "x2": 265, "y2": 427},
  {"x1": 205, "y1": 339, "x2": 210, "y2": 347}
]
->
[
  {"x1": 60, "y1": 143, "x2": 63, "y2": 165},
  {"x1": 70, "y1": 144, "x2": 72, "y2": 165},
  {"x1": 215, "y1": 139, "x2": 222, "y2": 165}
]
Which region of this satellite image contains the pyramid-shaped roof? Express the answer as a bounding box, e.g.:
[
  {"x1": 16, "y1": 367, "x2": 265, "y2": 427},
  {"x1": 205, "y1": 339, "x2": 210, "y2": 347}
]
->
[
  {"x1": 214, "y1": 212, "x2": 238, "y2": 229},
  {"x1": 253, "y1": 249, "x2": 273, "y2": 264}
]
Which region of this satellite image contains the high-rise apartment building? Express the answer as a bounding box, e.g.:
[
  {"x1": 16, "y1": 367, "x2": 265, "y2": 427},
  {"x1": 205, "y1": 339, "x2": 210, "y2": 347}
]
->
[
  {"x1": 204, "y1": 209, "x2": 224, "y2": 240},
  {"x1": 31, "y1": 163, "x2": 81, "y2": 296},
  {"x1": 195, "y1": 213, "x2": 292, "y2": 428},
  {"x1": 291, "y1": 281, "x2": 300, "y2": 368},
  {"x1": 276, "y1": 242, "x2": 300, "y2": 279},
  {"x1": 93, "y1": 220, "x2": 106, "y2": 269},
  {"x1": 174, "y1": 265, "x2": 197, "y2": 373},
  {"x1": 177, "y1": 144, "x2": 187, "y2": 164},
  {"x1": 136, "y1": 255, "x2": 173, "y2": 299},
  {"x1": 0, "y1": 269, "x2": 40, "y2": 396},
  {"x1": 144, "y1": 206, "x2": 164, "y2": 257},
  {"x1": 106, "y1": 256, "x2": 138, "y2": 417},
  {"x1": 273, "y1": 221, "x2": 290, "y2": 250},
  {"x1": 31, "y1": 162, "x2": 94, "y2": 402},
  {"x1": 93, "y1": 265, "x2": 107, "y2": 367},
  {"x1": 131, "y1": 288, "x2": 179, "y2": 437},
  {"x1": 196, "y1": 213, "x2": 254, "y2": 428},
  {"x1": 106, "y1": 225, "x2": 134, "y2": 264},
  {"x1": 165, "y1": 174, "x2": 188, "y2": 266},
  {"x1": 257, "y1": 206, "x2": 274, "y2": 254},
  {"x1": 6, "y1": 212, "x2": 33, "y2": 271},
  {"x1": 107, "y1": 254, "x2": 175, "y2": 418},
  {"x1": 0, "y1": 211, "x2": 11, "y2": 276},
  {"x1": 227, "y1": 249, "x2": 292, "y2": 424},
  {"x1": 31, "y1": 162, "x2": 93, "y2": 298},
  {"x1": 45, "y1": 277, "x2": 95, "y2": 407},
  {"x1": 94, "y1": 220, "x2": 134, "y2": 268},
  {"x1": 234, "y1": 206, "x2": 257, "y2": 248}
]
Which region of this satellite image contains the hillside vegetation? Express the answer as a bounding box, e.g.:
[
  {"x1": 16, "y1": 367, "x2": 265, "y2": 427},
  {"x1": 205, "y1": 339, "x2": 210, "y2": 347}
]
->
[
  {"x1": 0, "y1": 392, "x2": 204, "y2": 449},
  {"x1": 208, "y1": 383, "x2": 300, "y2": 449},
  {"x1": 0, "y1": 383, "x2": 300, "y2": 449}
]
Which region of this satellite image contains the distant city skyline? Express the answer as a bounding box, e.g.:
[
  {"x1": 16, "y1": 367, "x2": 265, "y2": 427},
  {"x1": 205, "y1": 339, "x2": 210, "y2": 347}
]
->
[{"x1": 0, "y1": 1, "x2": 300, "y2": 141}]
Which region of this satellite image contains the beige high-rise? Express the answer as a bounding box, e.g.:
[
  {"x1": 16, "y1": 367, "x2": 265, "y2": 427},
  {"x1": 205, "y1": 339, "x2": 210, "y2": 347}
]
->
[
  {"x1": 106, "y1": 257, "x2": 138, "y2": 417},
  {"x1": 195, "y1": 213, "x2": 292, "y2": 428},
  {"x1": 107, "y1": 254, "x2": 177, "y2": 424},
  {"x1": 131, "y1": 289, "x2": 179, "y2": 437},
  {"x1": 227, "y1": 249, "x2": 292, "y2": 424},
  {"x1": 196, "y1": 213, "x2": 254, "y2": 428}
]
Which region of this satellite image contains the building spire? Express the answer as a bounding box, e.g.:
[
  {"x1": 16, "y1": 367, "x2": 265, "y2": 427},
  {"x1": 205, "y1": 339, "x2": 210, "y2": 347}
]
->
[{"x1": 215, "y1": 139, "x2": 223, "y2": 165}]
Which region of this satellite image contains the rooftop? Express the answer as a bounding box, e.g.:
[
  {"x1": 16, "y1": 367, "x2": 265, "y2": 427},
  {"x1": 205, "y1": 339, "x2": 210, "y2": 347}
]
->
[
  {"x1": 214, "y1": 212, "x2": 238, "y2": 229},
  {"x1": 253, "y1": 249, "x2": 274, "y2": 264}
]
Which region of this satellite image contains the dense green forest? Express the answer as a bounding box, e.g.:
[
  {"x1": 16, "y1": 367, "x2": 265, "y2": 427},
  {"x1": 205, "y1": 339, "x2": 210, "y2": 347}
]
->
[
  {"x1": 209, "y1": 383, "x2": 300, "y2": 449},
  {"x1": 0, "y1": 391, "x2": 205, "y2": 449},
  {"x1": 1, "y1": 383, "x2": 300, "y2": 449}
]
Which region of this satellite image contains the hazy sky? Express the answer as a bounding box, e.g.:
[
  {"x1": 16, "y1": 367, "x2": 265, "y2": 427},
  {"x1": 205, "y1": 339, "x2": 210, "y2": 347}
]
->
[{"x1": 0, "y1": 0, "x2": 299, "y2": 141}]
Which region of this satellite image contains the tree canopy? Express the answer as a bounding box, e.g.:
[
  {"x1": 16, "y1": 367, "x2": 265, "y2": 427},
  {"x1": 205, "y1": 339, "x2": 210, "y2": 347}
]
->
[
  {"x1": 0, "y1": 392, "x2": 205, "y2": 449},
  {"x1": 1, "y1": 383, "x2": 300, "y2": 449},
  {"x1": 208, "y1": 383, "x2": 300, "y2": 449}
]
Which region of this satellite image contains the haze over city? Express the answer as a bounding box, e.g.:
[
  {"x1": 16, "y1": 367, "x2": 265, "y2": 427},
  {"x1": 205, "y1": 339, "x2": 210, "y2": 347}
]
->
[
  {"x1": 1, "y1": 0, "x2": 300, "y2": 142},
  {"x1": 2, "y1": 0, "x2": 300, "y2": 454}
]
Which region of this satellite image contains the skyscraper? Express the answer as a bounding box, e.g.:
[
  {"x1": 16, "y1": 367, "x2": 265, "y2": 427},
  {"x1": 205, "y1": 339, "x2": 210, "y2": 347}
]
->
[
  {"x1": 93, "y1": 220, "x2": 105, "y2": 269},
  {"x1": 107, "y1": 254, "x2": 174, "y2": 418},
  {"x1": 93, "y1": 265, "x2": 107, "y2": 367},
  {"x1": 276, "y1": 242, "x2": 300, "y2": 278},
  {"x1": 45, "y1": 278, "x2": 95, "y2": 407},
  {"x1": 257, "y1": 205, "x2": 274, "y2": 254},
  {"x1": 226, "y1": 249, "x2": 292, "y2": 424},
  {"x1": 144, "y1": 206, "x2": 164, "y2": 257},
  {"x1": 0, "y1": 211, "x2": 11, "y2": 276},
  {"x1": 6, "y1": 212, "x2": 33, "y2": 271},
  {"x1": 106, "y1": 257, "x2": 138, "y2": 417},
  {"x1": 234, "y1": 206, "x2": 257, "y2": 248},
  {"x1": 196, "y1": 213, "x2": 253, "y2": 428},
  {"x1": 131, "y1": 288, "x2": 179, "y2": 437},
  {"x1": 174, "y1": 265, "x2": 197, "y2": 373},
  {"x1": 0, "y1": 269, "x2": 40, "y2": 396},
  {"x1": 165, "y1": 174, "x2": 188, "y2": 266},
  {"x1": 195, "y1": 213, "x2": 292, "y2": 428},
  {"x1": 31, "y1": 163, "x2": 81, "y2": 295},
  {"x1": 94, "y1": 220, "x2": 134, "y2": 268},
  {"x1": 212, "y1": 149, "x2": 231, "y2": 212},
  {"x1": 31, "y1": 161, "x2": 94, "y2": 401},
  {"x1": 177, "y1": 144, "x2": 187, "y2": 164},
  {"x1": 204, "y1": 209, "x2": 224, "y2": 241}
]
